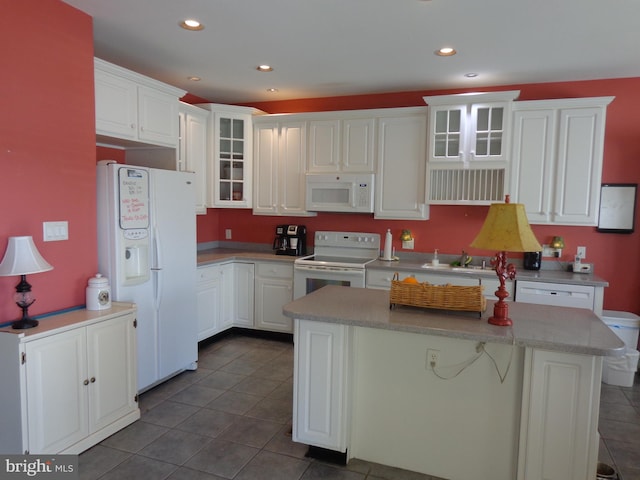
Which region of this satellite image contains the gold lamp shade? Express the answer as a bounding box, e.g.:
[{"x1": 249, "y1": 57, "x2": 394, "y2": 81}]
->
[
  {"x1": 470, "y1": 200, "x2": 542, "y2": 252},
  {"x1": 470, "y1": 196, "x2": 541, "y2": 326}
]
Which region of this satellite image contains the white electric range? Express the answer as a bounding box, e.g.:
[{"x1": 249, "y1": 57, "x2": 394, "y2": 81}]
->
[{"x1": 293, "y1": 231, "x2": 380, "y2": 299}]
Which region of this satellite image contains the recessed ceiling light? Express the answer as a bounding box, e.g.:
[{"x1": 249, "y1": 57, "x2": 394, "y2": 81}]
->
[
  {"x1": 187, "y1": 76, "x2": 201, "y2": 81},
  {"x1": 435, "y1": 47, "x2": 457, "y2": 57},
  {"x1": 464, "y1": 72, "x2": 478, "y2": 78},
  {"x1": 179, "y1": 19, "x2": 204, "y2": 31},
  {"x1": 257, "y1": 65, "x2": 274, "y2": 72}
]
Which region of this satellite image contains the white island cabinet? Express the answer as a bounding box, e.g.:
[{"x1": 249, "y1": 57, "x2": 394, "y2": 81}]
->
[
  {"x1": 0, "y1": 303, "x2": 139, "y2": 455},
  {"x1": 285, "y1": 286, "x2": 623, "y2": 480}
]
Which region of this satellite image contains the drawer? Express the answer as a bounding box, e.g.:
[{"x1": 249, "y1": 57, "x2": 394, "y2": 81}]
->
[
  {"x1": 197, "y1": 265, "x2": 220, "y2": 283},
  {"x1": 515, "y1": 280, "x2": 595, "y2": 310},
  {"x1": 256, "y1": 262, "x2": 293, "y2": 279}
]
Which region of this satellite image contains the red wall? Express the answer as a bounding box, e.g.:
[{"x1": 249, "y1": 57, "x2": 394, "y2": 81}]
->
[
  {"x1": 205, "y1": 78, "x2": 640, "y2": 313},
  {"x1": 0, "y1": 0, "x2": 96, "y2": 323}
]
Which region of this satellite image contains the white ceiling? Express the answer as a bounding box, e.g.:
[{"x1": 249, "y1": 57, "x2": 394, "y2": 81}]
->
[{"x1": 63, "y1": 0, "x2": 640, "y2": 105}]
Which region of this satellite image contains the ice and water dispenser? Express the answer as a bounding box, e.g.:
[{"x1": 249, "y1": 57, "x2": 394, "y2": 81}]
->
[{"x1": 118, "y1": 168, "x2": 150, "y2": 286}]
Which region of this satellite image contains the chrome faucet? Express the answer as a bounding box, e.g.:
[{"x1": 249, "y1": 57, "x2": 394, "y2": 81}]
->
[{"x1": 460, "y1": 250, "x2": 470, "y2": 267}]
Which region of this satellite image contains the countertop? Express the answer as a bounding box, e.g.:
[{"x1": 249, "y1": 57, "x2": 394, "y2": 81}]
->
[
  {"x1": 283, "y1": 285, "x2": 624, "y2": 356},
  {"x1": 197, "y1": 247, "x2": 608, "y2": 287},
  {"x1": 369, "y1": 258, "x2": 609, "y2": 287}
]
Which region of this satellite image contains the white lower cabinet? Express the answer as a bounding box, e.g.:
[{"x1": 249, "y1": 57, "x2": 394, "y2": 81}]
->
[
  {"x1": 293, "y1": 319, "x2": 350, "y2": 452},
  {"x1": 197, "y1": 263, "x2": 235, "y2": 341},
  {"x1": 514, "y1": 280, "x2": 603, "y2": 316},
  {"x1": 518, "y1": 348, "x2": 602, "y2": 480},
  {"x1": 0, "y1": 305, "x2": 139, "y2": 454},
  {"x1": 254, "y1": 262, "x2": 294, "y2": 333}
]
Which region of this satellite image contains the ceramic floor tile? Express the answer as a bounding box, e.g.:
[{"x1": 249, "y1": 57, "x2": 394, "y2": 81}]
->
[
  {"x1": 184, "y1": 438, "x2": 258, "y2": 478},
  {"x1": 176, "y1": 408, "x2": 240, "y2": 438},
  {"x1": 78, "y1": 444, "x2": 131, "y2": 480},
  {"x1": 170, "y1": 384, "x2": 226, "y2": 407},
  {"x1": 142, "y1": 400, "x2": 201, "y2": 428},
  {"x1": 98, "y1": 454, "x2": 178, "y2": 480},
  {"x1": 232, "y1": 376, "x2": 281, "y2": 397},
  {"x1": 217, "y1": 416, "x2": 282, "y2": 449},
  {"x1": 138, "y1": 429, "x2": 213, "y2": 465},
  {"x1": 205, "y1": 390, "x2": 262, "y2": 415},
  {"x1": 100, "y1": 420, "x2": 169, "y2": 453},
  {"x1": 244, "y1": 391, "x2": 293, "y2": 423},
  {"x1": 197, "y1": 370, "x2": 247, "y2": 390},
  {"x1": 166, "y1": 466, "x2": 228, "y2": 480},
  {"x1": 263, "y1": 424, "x2": 309, "y2": 459},
  {"x1": 300, "y1": 462, "x2": 365, "y2": 480},
  {"x1": 234, "y1": 450, "x2": 310, "y2": 480}
]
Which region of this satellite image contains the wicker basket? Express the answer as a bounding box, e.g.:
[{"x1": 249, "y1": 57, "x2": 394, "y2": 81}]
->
[{"x1": 389, "y1": 273, "x2": 486, "y2": 313}]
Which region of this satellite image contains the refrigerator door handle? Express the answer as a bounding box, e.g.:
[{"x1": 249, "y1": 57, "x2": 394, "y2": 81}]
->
[
  {"x1": 152, "y1": 268, "x2": 163, "y2": 310},
  {"x1": 152, "y1": 226, "x2": 162, "y2": 269}
]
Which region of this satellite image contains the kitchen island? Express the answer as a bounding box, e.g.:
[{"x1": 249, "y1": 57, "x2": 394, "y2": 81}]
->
[{"x1": 284, "y1": 286, "x2": 624, "y2": 480}]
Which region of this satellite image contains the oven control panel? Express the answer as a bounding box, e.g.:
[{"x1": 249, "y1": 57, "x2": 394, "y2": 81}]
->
[{"x1": 314, "y1": 231, "x2": 380, "y2": 249}]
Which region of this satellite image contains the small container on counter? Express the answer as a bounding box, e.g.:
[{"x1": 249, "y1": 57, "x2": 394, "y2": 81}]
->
[{"x1": 86, "y1": 273, "x2": 112, "y2": 310}]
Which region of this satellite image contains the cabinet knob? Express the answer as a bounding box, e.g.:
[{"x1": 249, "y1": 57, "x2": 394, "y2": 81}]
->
[
  {"x1": 90, "y1": 377, "x2": 96, "y2": 383},
  {"x1": 83, "y1": 379, "x2": 89, "y2": 386},
  {"x1": 130, "y1": 124, "x2": 135, "y2": 130}
]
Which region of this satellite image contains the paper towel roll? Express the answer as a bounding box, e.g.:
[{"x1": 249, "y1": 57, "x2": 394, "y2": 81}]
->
[{"x1": 383, "y1": 229, "x2": 393, "y2": 260}]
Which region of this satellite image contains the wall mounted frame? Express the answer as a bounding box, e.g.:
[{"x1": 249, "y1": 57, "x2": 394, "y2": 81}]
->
[{"x1": 597, "y1": 183, "x2": 637, "y2": 233}]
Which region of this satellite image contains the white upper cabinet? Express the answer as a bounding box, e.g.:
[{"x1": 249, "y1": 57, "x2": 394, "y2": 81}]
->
[
  {"x1": 510, "y1": 97, "x2": 614, "y2": 225},
  {"x1": 253, "y1": 118, "x2": 316, "y2": 216},
  {"x1": 197, "y1": 103, "x2": 263, "y2": 209},
  {"x1": 307, "y1": 114, "x2": 376, "y2": 173},
  {"x1": 374, "y1": 108, "x2": 429, "y2": 220},
  {"x1": 423, "y1": 91, "x2": 520, "y2": 205},
  {"x1": 178, "y1": 102, "x2": 209, "y2": 214},
  {"x1": 94, "y1": 58, "x2": 185, "y2": 148}
]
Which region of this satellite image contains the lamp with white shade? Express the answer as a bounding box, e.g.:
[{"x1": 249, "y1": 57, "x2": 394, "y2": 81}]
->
[
  {"x1": 0, "y1": 236, "x2": 53, "y2": 329},
  {"x1": 470, "y1": 195, "x2": 541, "y2": 326}
]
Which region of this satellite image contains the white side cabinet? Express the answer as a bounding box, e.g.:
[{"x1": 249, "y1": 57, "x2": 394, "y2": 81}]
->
[
  {"x1": 510, "y1": 97, "x2": 614, "y2": 225},
  {"x1": 293, "y1": 319, "x2": 351, "y2": 452},
  {"x1": 179, "y1": 102, "x2": 209, "y2": 214},
  {"x1": 94, "y1": 58, "x2": 185, "y2": 148},
  {"x1": 374, "y1": 108, "x2": 429, "y2": 220},
  {"x1": 0, "y1": 304, "x2": 139, "y2": 455},
  {"x1": 254, "y1": 262, "x2": 294, "y2": 333},
  {"x1": 518, "y1": 348, "x2": 602, "y2": 480},
  {"x1": 253, "y1": 119, "x2": 315, "y2": 216}
]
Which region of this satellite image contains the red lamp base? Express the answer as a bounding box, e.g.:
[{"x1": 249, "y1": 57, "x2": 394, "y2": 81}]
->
[{"x1": 488, "y1": 251, "x2": 515, "y2": 327}]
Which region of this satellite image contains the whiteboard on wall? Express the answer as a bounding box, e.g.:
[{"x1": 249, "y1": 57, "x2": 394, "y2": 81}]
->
[
  {"x1": 118, "y1": 167, "x2": 150, "y2": 230},
  {"x1": 597, "y1": 184, "x2": 637, "y2": 233}
]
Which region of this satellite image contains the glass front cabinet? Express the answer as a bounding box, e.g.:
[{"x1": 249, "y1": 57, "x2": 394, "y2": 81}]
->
[{"x1": 198, "y1": 103, "x2": 263, "y2": 208}]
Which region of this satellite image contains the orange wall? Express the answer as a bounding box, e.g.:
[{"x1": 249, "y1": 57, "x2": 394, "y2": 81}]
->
[
  {"x1": 0, "y1": 0, "x2": 96, "y2": 323},
  {"x1": 207, "y1": 78, "x2": 640, "y2": 313}
]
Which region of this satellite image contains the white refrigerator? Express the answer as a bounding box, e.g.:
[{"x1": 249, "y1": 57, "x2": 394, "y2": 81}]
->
[{"x1": 97, "y1": 162, "x2": 197, "y2": 392}]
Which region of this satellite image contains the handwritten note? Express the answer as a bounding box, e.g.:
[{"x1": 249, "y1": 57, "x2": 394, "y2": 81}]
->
[{"x1": 118, "y1": 168, "x2": 150, "y2": 230}]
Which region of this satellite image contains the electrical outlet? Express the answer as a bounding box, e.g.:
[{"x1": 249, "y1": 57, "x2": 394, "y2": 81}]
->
[
  {"x1": 577, "y1": 246, "x2": 586, "y2": 259},
  {"x1": 426, "y1": 349, "x2": 440, "y2": 369},
  {"x1": 225, "y1": 229, "x2": 232, "y2": 240}
]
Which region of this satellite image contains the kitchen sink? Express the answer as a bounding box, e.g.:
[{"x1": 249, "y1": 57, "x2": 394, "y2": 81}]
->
[{"x1": 421, "y1": 264, "x2": 491, "y2": 273}]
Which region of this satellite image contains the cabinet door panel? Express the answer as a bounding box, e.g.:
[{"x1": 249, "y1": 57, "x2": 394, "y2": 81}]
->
[
  {"x1": 26, "y1": 329, "x2": 88, "y2": 454},
  {"x1": 342, "y1": 118, "x2": 375, "y2": 173},
  {"x1": 255, "y1": 277, "x2": 293, "y2": 332},
  {"x1": 234, "y1": 263, "x2": 255, "y2": 327},
  {"x1": 308, "y1": 120, "x2": 340, "y2": 172},
  {"x1": 95, "y1": 70, "x2": 137, "y2": 140},
  {"x1": 253, "y1": 124, "x2": 279, "y2": 214},
  {"x1": 137, "y1": 87, "x2": 179, "y2": 147},
  {"x1": 279, "y1": 122, "x2": 308, "y2": 215},
  {"x1": 553, "y1": 107, "x2": 604, "y2": 225},
  {"x1": 87, "y1": 315, "x2": 137, "y2": 432}
]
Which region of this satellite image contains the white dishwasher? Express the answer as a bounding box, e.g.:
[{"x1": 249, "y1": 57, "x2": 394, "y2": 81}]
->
[{"x1": 515, "y1": 280, "x2": 596, "y2": 310}]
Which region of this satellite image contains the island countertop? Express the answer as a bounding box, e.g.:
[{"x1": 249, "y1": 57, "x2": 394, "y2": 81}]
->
[{"x1": 283, "y1": 285, "x2": 624, "y2": 357}]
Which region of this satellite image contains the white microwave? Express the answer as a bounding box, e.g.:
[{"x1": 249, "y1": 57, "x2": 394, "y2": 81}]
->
[{"x1": 305, "y1": 173, "x2": 375, "y2": 213}]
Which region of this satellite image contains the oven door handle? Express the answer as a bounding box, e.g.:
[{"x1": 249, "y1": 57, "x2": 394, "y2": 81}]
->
[{"x1": 294, "y1": 264, "x2": 360, "y2": 273}]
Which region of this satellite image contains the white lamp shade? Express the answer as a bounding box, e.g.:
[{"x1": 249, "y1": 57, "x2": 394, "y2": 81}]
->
[{"x1": 0, "y1": 236, "x2": 54, "y2": 276}]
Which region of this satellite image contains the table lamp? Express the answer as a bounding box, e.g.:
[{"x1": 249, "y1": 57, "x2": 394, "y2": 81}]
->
[
  {"x1": 470, "y1": 196, "x2": 541, "y2": 326},
  {"x1": 0, "y1": 236, "x2": 54, "y2": 329}
]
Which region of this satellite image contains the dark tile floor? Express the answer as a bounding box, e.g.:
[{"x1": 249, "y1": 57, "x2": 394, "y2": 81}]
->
[{"x1": 79, "y1": 333, "x2": 639, "y2": 480}]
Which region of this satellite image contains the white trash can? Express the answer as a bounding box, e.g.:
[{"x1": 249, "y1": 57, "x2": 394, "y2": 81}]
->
[{"x1": 600, "y1": 310, "x2": 640, "y2": 387}]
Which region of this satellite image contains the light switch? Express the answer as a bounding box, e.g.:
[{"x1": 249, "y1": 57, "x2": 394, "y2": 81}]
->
[{"x1": 43, "y1": 221, "x2": 69, "y2": 241}]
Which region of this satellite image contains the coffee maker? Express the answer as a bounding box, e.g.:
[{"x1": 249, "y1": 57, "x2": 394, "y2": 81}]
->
[{"x1": 273, "y1": 225, "x2": 307, "y2": 256}]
